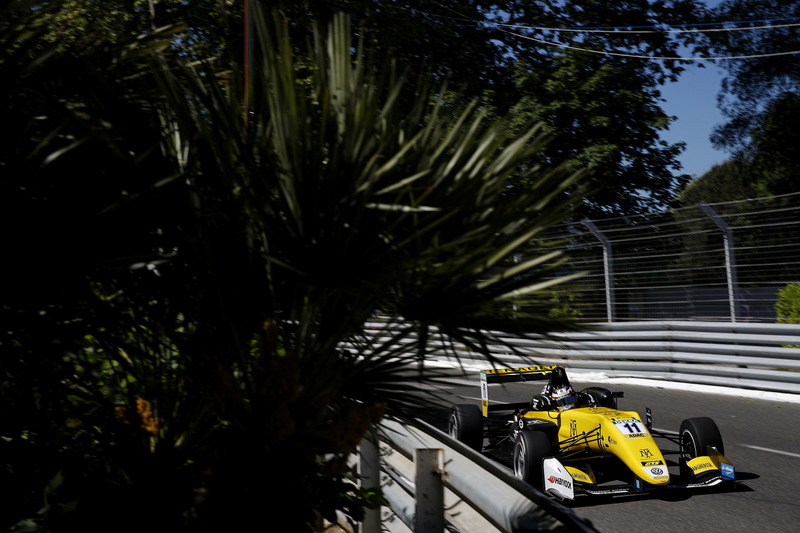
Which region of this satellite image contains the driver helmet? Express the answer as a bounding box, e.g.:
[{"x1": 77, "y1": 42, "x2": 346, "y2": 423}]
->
[
  {"x1": 543, "y1": 367, "x2": 576, "y2": 411},
  {"x1": 550, "y1": 385, "x2": 576, "y2": 411}
]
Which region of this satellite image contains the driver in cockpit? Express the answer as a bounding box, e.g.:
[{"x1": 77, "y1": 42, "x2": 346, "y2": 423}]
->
[{"x1": 531, "y1": 366, "x2": 578, "y2": 412}]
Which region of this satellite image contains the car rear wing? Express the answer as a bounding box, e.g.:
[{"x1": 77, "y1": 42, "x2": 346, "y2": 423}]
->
[{"x1": 480, "y1": 365, "x2": 557, "y2": 416}]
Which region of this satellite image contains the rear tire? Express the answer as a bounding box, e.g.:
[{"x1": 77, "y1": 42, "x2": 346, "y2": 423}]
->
[
  {"x1": 512, "y1": 430, "x2": 552, "y2": 489},
  {"x1": 680, "y1": 417, "x2": 724, "y2": 461},
  {"x1": 448, "y1": 404, "x2": 483, "y2": 451}
]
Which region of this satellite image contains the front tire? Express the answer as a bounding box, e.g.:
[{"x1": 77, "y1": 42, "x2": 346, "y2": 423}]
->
[
  {"x1": 449, "y1": 404, "x2": 483, "y2": 451},
  {"x1": 680, "y1": 417, "x2": 724, "y2": 461},
  {"x1": 512, "y1": 430, "x2": 552, "y2": 489}
]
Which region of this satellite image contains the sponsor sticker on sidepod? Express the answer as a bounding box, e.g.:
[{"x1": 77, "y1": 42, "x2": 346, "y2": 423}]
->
[{"x1": 543, "y1": 458, "x2": 574, "y2": 500}]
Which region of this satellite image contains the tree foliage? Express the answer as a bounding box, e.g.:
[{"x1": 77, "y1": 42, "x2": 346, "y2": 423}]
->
[
  {"x1": 776, "y1": 283, "x2": 800, "y2": 325},
  {"x1": 677, "y1": 93, "x2": 800, "y2": 205},
  {"x1": 706, "y1": 0, "x2": 800, "y2": 198},
  {"x1": 745, "y1": 92, "x2": 800, "y2": 197},
  {"x1": 710, "y1": 0, "x2": 800, "y2": 155},
  {"x1": 512, "y1": 48, "x2": 687, "y2": 215},
  {"x1": 502, "y1": 0, "x2": 712, "y2": 214},
  {"x1": 2, "y1": 4, "x2": 589, "y2": 531},
  {"x1": 677, "y1": 159, "x2": 754, "y2": 205},
  {"x1": 32, "y1": 0, "x2": 714, "y2": 216},
  {"x1": 673, "y1": 2, "x2": 800, "y2": 204},
  {"x1": 270, "y1": 0, "x2": 710, "y2": 215}
]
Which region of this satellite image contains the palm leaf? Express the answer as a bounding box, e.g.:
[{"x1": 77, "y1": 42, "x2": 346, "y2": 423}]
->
[{"x1": 3, "y1": 4, "x2": 592, "y2": 529}]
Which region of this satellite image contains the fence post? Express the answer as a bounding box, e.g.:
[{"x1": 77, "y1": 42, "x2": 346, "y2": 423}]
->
[
  {"x1": 583, "y1": 219, "x2": 615, "y2": 322},
  {"x1": 359, "y1": 429, "x2": 381, "y2": 533},
  {"x1": 700, "y1": 202, "x2": 740, "y2": 322},
  {"x1": 415, "y1": 448, "x2": 444, "y2": 533}
]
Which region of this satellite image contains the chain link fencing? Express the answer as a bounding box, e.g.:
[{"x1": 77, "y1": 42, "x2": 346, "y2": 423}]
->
[{"x1": 535, "y1": 192, "x2": 800, "y2": 323}]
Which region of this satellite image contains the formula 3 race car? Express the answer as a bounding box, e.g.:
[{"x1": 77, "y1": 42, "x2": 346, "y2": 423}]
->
[{"x1": 448, "y1": 365, "x2": 735, "y2": 500}]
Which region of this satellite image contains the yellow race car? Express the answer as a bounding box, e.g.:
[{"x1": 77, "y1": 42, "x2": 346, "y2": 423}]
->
[{"x1": 448, "y1": 365, "x2": 735, "y2": 500}]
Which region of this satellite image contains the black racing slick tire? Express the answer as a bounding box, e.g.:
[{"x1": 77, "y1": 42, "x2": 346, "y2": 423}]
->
[
  {"x1": 448, "y1": 404, "x2": 483, "y2": 451},
  {"x1": 680, "y1": 417, "x2": 724, "y2": 461},
  {"x1": 513, "y1": 430, "x2": 552, "y2": 489}
]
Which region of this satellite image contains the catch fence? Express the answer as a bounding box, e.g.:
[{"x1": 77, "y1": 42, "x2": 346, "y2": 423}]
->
[{"x1": 537, "y1": 192, "x2": 800, "y2": 323}]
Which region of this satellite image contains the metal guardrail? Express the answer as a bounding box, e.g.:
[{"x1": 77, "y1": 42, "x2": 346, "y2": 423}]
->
[
  {"x1": 358, "y1": 418, "x2": 598, "y2": 533},
  {"x1": 348, "y1": 319, "x2": 800, "y2": 532},
  {"x1": 359, "y1": 320, "x2": 800, "y2": 395}
]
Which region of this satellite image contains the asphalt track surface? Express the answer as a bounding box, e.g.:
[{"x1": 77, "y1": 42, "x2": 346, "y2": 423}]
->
[{"x1": 434, "y1": 373, "x2": 800, "y2": 533}]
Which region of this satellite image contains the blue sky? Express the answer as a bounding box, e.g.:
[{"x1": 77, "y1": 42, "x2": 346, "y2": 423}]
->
[
  {"x1": 660, "y1": 62, "x2": 728, "y2": 178},
  {"x1": 659, "y1": 0, "x2": 729, "y2": 178}
]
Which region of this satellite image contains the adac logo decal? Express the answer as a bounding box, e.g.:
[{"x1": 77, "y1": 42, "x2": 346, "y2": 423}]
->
[
  {"x1": 642, "y1": 460, "x2": 664, "y2": 467},
  {"x1": 547, "y1": 476, "x2": 573, "y2": 489}
]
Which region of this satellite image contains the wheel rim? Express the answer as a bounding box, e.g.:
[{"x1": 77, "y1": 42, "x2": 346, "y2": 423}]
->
[
  {"x1": 681, "y1": 429, "x2": 697, "y2": 460},
  {"x1": 513, "y1": 440, "x2": 526, "y2": 479},
  {"x1": 449, "y1": 414, "x2": 458, "y2": 439}
]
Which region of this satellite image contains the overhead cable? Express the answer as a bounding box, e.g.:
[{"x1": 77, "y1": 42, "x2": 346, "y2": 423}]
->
[
  {"x1": 494, "y1": 20, "x2": 800, "y2": 35},
  {"x1": 426, "y1": 1, "x2": 800, "y2": 61},
  {"x1": 500, "y1": 27, "x2": 800, "y2": 61}
]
